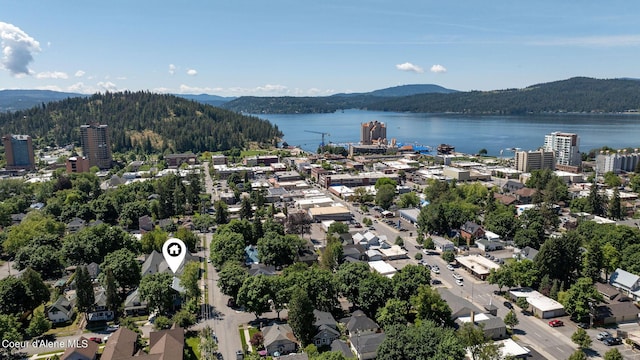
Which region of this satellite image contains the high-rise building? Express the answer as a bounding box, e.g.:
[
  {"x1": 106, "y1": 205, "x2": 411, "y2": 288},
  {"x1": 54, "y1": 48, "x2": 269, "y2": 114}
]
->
[
  {"x1": 596, "y1": 151, "x2": 640, "y2": 174},
  {"x1": 515, "y1": 150, "x2": 555, "y2": 172},
  {"x1": 80, "y1": 124, "x2": 112, "y2": 169},
  {"x1": 360, "y1": 121, "x2": 387, "y2": 145},
  {"x1": 3, "y1": 134, "x2": 35, "y2": 170},
  {"x1": 543, "y1": 132, "x2": 581, "y2": 167}
]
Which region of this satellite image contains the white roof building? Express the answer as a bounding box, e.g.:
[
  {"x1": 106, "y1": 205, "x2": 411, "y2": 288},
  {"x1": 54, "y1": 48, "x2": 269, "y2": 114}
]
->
[{"x1": 368, "y1": 260, "x2": 397, "y2": 278}]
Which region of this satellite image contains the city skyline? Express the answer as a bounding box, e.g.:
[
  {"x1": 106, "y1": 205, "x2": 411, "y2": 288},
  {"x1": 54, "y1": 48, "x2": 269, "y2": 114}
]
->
[{"x1": 2, "y1": 1, "x2": 640, "y2": 97}]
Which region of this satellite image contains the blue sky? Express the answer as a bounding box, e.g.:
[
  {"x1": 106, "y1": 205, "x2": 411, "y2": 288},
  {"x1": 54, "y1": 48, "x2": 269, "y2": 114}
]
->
[{"x1": 1, "y1": 0, "x2": 639, "y2": 96}]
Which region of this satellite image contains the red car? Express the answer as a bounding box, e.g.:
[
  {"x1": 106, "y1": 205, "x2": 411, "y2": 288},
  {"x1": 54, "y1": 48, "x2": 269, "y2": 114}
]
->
[
  {"x1": 88, "y1": 337, "x2": 103, "y2": 343},
  {"x1": 548, "y1": 320, "x2": 564, "y2": 327}
]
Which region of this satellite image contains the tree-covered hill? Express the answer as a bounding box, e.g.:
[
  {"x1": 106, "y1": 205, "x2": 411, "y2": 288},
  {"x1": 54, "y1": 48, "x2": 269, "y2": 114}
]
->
[
  {"x1": 0, "y1": 89, "x2": 85, "y2": 113},
  {"x1": 0, "y1": 91, "x2": 282, "y2": 153},
  {"x1": 222, "y1": 77, "x2": 640, "y2": 114},
  {"x1": 369, "y1": 77, "x2": 640, "y2": 114}
]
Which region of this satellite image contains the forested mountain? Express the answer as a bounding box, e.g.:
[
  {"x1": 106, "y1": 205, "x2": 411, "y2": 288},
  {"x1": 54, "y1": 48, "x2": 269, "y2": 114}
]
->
[
  {"x1": 0, "y1": 91, "x2": 281, "y2": 153},
  {"x1": 221, "y1": 84, "x2": 458, "y2": 114},
  {"x1": 174, "y1": 94, "x2": 236, "y2": 107},
  {"x1": 0, "y1": 89, "x2": 84, "y2": 113},
  {"x1": 223, "y1": 77, "x2": 640, "y2": 114}
]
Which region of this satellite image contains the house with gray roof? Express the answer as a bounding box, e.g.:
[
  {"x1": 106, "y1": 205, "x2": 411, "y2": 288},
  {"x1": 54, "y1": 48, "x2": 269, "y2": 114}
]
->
[
  {"x1": 312, "y1": 310, "x2": 340, "y2": 347},
  {"x1": 610, "y1": 268, "x2": 640, "y2": 300},
  {"x1": 47, "y1": 296, "x2": 75, "y2": 323},
  {"x1": 124, "y1": 289, "x2": 148, "y2": 315},
  {"x1": 455, "y1": 312, "x2": 507, "y2": 340},
  {"x1": 67, "y1": 217, "x2": 86, "y2": 233},
  {"x1": 61, "y1": 336, "x2": 98, "y2": 360},
  {"x1": 263, "y1": 324, "x2": 298, "y2": 356},
  {"x1": 341, "y1": 310, "x2": 379, "y2": 336},
  {"x1": 594, "y1": 302, "x2": 640, "y2": 325},
  {"x1": 141, "y1": 250, "x2": 198, "y2": 276},
  {"x1": 330, "y1": 340, "x2": 354, "y2": 358},
  {"x1": 350, "y1": 332, "x2": 386, "y2": 360},
  {"x1": 438, "y1": 288, "x2": 482, "y2": 320}
]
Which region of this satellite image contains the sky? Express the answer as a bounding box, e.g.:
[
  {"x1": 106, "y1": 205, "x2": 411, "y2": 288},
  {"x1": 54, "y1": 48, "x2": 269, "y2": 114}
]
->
[{"x1": 1, "y1": 0, "x2": 640, "y2": 97}]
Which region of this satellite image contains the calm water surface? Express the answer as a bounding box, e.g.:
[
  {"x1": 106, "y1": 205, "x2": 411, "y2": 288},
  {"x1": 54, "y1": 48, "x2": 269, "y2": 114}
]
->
[{"x1": 258, "y1": 110, "x2": 640, "y2": 156}]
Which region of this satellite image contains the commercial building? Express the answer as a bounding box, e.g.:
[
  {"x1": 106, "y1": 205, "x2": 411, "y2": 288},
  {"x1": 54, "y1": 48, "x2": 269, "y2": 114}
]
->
[
  {"x1": 515, "y1": 150, "x2": 555, "y2": 172},
  {"x1": 80, "y1": 124, "x2": 112, "y2": 169},
  {"x1": 596, "y1": 151, "x2": 640, "y2": 174},
  {"x1": 543, "y1": 131, "x2": 581, "y2": 168},
  {"x1": 3, "y1": 134, "x2": 35, "y2": 170},
  {"x1": 509, "y1": 288, "x2": 565, "y2": 319},
  {"x1": 456, "y1": 255, "x2": 501, "y2": 280},
  {"x1": 361, "y1": 120, "x2": 387, "y2": 145},
  {"x1": 66, "y1": 156, "x2": 91, "y2": 173}
]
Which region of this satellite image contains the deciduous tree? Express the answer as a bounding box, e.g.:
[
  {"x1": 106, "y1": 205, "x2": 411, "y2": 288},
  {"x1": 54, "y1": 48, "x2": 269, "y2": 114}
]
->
[{"x1": 288, "y1": 288, "x2": 315, "y2": 347}]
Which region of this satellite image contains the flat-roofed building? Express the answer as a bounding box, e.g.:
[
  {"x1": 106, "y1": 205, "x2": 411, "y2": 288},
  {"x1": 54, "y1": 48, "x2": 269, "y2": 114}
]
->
[
  {"x1": 66, "y1": 156, "x2": 91, "y2": 173},
  {"x1": 361, "y1": 121, "x2": 387, "y2": 145},
  {"x1": 509, "y1": 288, "x2": 565, "y2": 319},
  {"x1": 443, "y1": 166, "x2": 470, "y2": 181},
  {"x1": 308, "y1": 205, "x2": 352, "y2": 221},
  {"x1": 544, "y1": 131, "x2": 581, "y2": 167},
  {"x1": 80, "y1": 124, "x2": 112, "y2": 169},
  {"x1": 456, "y1": 254, "x2": 501, "y2": 280},
  {"x1": 515, "y1": 150, "x2": 555, "y2": 172},
  {"x1": 368, "y1": 260, "x2": 396, "y2": 278}
]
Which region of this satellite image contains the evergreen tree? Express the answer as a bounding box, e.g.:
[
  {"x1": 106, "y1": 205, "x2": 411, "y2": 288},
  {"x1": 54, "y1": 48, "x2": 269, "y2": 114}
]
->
[
  {"x1": 104, "y1": 269, "x2": 120, "y2": 313},
  {"x1": 75, "y1": 266, "x2": 95, "y2": 319},
  {"x1": 214, "y1": 200, "x2": 229, "y2": 225},
  {"x1": 587, "y1": 183, "x2": 604, "y2": 216},
  {"x1": 27, "y1": 309, "x2": 51, "y2": 338},
  {"x1": 240, "y1": 196, "x2": 253, "y2": 220},
  {"x1": 287, "y1": 288, "x2": 315, "y2": 347},
  {"x1": 608, "y1": 187, "x2": 623, "y2": 220}
]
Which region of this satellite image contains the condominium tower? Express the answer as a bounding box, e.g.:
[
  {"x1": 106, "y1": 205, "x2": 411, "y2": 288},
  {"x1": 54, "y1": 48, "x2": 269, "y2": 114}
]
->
[
  {"x1": 80, "y1": 124, "x2": 112, "y2": 169},
  {"x1": 543, "y1": 132, "x2": 581, "y2": 167},
  {"x1": 360, "y1": 121, "x2": 387, "y2": 145},
  {"x1": 2, "y1": 134, "x2": 35, "y2": 170},
  {"x1": 515, "y1": 150, "x2": 555, "y2": 172}
]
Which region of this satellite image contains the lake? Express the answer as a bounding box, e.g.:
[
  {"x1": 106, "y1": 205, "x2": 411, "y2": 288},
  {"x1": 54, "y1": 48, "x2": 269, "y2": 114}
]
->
[{"x1": 258, "y1": 110, "x2": 640, "y2": 156}]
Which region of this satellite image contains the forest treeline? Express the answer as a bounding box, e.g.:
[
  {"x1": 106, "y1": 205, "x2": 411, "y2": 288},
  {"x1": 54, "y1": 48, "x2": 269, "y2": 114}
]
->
[
  {"x1": 222, "y1": 77, "x2": 640, "y2": 114},
  {"x1": 0, "y1": 91, "x2": 282, "y2": 153}
]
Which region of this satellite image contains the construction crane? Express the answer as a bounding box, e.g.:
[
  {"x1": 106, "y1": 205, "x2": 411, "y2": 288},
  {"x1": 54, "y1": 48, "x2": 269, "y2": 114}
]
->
[{"x1": 305, "y1": 130, "x2": 331, "y2": 152}]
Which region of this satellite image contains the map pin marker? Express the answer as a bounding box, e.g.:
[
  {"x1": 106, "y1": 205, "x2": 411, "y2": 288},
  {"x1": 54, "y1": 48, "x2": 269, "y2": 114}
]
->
[{"x1": 162, "y1": 238, "x2": 187, "y2": 274}]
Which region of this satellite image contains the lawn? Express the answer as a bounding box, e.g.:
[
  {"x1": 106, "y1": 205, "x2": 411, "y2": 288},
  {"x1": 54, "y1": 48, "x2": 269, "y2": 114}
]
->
[{"x1": 185, "y1": 333, "x2": 201, "y2": 360}]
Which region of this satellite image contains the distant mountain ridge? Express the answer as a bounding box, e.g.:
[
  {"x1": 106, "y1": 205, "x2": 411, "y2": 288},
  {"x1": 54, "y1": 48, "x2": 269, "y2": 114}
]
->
[{"x1": 222, "y1": 77, "x2": 640, "y2": 114}]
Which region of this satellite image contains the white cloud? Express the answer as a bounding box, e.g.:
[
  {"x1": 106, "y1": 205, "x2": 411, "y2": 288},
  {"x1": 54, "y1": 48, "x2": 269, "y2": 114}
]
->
[
  {"x1": 75, "y1": 70, "x2": 85, "y2": 77},
  {"x1": 186, "y1": 69, "x2": 197, "y2": 76},
  {"x1": 97, "y1": 81, "x2": 118, "y2": 92},
  {"x1": 36, "y1": 71, "x2": 68, "y2": 79},
  {"x1": 168, "y1": 64, "x2": 176, "y2": 75},
  {"x1": 177, "y1": 84, "x2": 222, "y2": 94},
  {"x1": 0, "y1": 22, "x2": 41, "y2": 75},
  {"x1": 396, "y1": 62, "x2": 424, "y2": 73},
  {"x1": 430, "y1": 64, "x2": 447, "y2": 73}
]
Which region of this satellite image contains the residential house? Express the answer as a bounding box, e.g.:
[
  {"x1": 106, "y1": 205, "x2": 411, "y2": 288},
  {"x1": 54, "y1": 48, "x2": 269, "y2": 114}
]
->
[
  {"x1": 350, "y1": 333, "x2": 386, "y2": 360},
  {"x1": 341, "y1": 310, "x2": 379, "y2": 337},
  {"x1": 353, "y1": 232, "x2": 379, "y2": 249},
  {"x1": 596, "y1": 282, "x2": 620, "y2": 302},
  {"x1": 47, "y1": 296, "x2": 75, "y2": 323},
  {"x1": 493, "y1": 193, "x2": 517, "y2": 206},
  {"x1": 67, "y1": 217, "x2": 86, "y2": 233},
  {"x1": 141, "y1": 250, "x2": 198, "y2": 276},
  {"x1": 438, "y1": 289, "x2": 481, "y2": 320},
  {"x1": 101, "y1": 325, "x2": 184, "y2": 360},
  {"x1": 148, "y1": 326, "x2": 185, "y2": 360},
  {"x1": 610, "y1": 268, "x2": 640, "y2": 300},
  {"x1": 330, "y1": 340, "x2": 355, "y2": 358},
  {"x1": 248, "y1": 263, "x2": 277, "y2": 277},
  {"x1": 519, "y1": 246, "x2": 539, "y2": 261},
  {"x1": 263, "y1": 324, "x2": 298, "y2": 356},
  {"x1": 460, "y1": 221, "x2": 484, "y2": 244},
  {"x1": 86, "y1": 262, "x2": 100, "y2": 280},
  {"x1": 456, "y1": 312, "x2": 507, "y2": 340},
  {"x1": 138, "y1": 215, "x2": 154, "y2": 233},
  {"x1": 87, "y1": 286, "x2": 114, "y2": 322},
  {"x1": 502, "y1": 180, "x2": 524, "y2": 193},
  {"x1": 342, "y1": 244, "x2": 366, "y2": 262},
  {"x1": 245, "y1": 245, "x2": 259, "y2": 265},
  {"x1": 124, "y1": 289, "x2": 148, "y2": 316},
  {"x1": 514, "y1": 188, "x2": 537, "y2": 204},
  {"x1": 61, "y1": 336, "x2": 98, "y2": 360},
  {"x1": 312, "y1": 310, "x2": 340, "y2": 347},
  {"x1": 364, "y1": 249, "x2": 383, "y2": 262},
  {"x1": 433, "y1": 238, "x2": 455, "y2": 252}
]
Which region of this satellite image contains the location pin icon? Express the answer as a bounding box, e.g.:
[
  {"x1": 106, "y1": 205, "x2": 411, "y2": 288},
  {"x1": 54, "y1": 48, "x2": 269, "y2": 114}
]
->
[{"x1": 162, "y1": 238, "x2": 187, "y2": 274}]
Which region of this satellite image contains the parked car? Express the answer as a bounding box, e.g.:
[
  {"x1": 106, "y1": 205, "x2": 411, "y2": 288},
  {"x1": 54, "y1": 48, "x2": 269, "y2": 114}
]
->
[
  {"x1": 431, "y1": 279, "x2": 442, "y2": 285},
  {"x1": 89, "y1": 337, "x2": 103, "y2": 344},
  {"x1": 548, "y1": 320, "x2": 564, "y2": 327},
  {"x1": 106, "y1": 324, "x2": 120, "y2": 332},
  {"x1": 447, "y1": 264, "x2": 455, "y2": 271},
  {"x1": 597, "y1": 331, "x2": 612, "y2": 341},
  {"x1": 431, "y1": 267, "x2": 440, "y2": 274},
  {"x1": 604, "y1": 337, "x2": 622, "y2": 346},
  {"x1": 577, "y1": 322, "x2": 590, "y2": 329},
  {"x1": 503, "y1": 301, "x2": 514, "y2": 310},
  {"x1": 456, "y1": 279, "x2": 464, "y2": 286}
]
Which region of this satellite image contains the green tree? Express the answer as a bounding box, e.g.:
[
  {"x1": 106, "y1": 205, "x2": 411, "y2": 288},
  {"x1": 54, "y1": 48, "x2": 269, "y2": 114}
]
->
[
  {"x1": 172, "y1": 309, "x2": 196, "y2": 328},
  {"x1": 240, "y1": 196, "x2": 253, "y2": 220},
  {"x1": 458, "y1": 322, "x2": 502, "y2": 360},
  {"x1": 286, "y1": 212, "x2": 312, "y2": 238},
  {"x1": 374, "y1": 177, "x2": 398, "y2": 189},
  {"x1": 503, "y1": 310, "x2": 519, "y2": 330},
  {"x1": 336, "y1": 262, "x2": 371, "y2": 305},
  {"x1": 356, "y1": 273, "x2": 394, "y2": 318},
  {"x1": 327, "y1": 222, "x2": 349, "y2": 235},
  {"x1": 217, "y1": 262, "x2": 249, "y2": 300},
  {"x1": 75, "y1": 266, "x2": 95, "y2": 319},
  {"x1": 397, "y1": 192, "x2": 420, "y2": 208},
  {"x1": 3, "y1": 212, "x2": 65, "y2": 255},
  {"x1": 101, "y1": 248, "x2": 141, "y2": 296},
  {"x1": 604, "y1": 348, "x2": 624, "y2": 360},
  {"x1": 209, "y1": 231, "x2": 245, "y2": 270},
  {"x1": 375, "y1": 184, "x2": 396, "y2": 210},
  {"x1": 140, "y1": 272, "x2": 175, "y2": 314},
  {"x1": 376, "y1": 299, "x2": 409, "y2": 329},
  {"x1": 20, "y1": 267, "x2": 51, "y2": 312},
  {"x1": 153, "y1": 315, "x2": 173, "y2": 330},
  {"x1": 0, "y1": 314, "x2": 22, "y2": 348},
  {"x1": 603, "y1": 171, "x2": 622, "y2": 188},
  {"x1": 587, "y1": 182, "x2": 605, "y2": 216},
  {"x1": 582, "y1": 240, "x2": 603, "y2": 281},
  {"x1": 562, "y1": 277, "x2": 603, "y2": 323},
  {"x1": 141, "y1": 227, "x2": 169, "y2": 254},
  {"x1": 236, "y1": 275, "x2": 273, "y2": 318},
  {"x1": 516, "y1": 297, "x2": 529, "y2": 311},
  {"x1": 104, "y1": 268, "x2": 120, "y2": 312},
  {"x1": 179, "y1": 261, "x2": 201, "y2": 303},
  {"x1": 441, "y1": 250, "x2": 455, "y2": 263},
  {"x1": 27, "y1": 309, "x2": 51, "y2": 338},
  {"x1": 0, "y1": 276, "x2": 31, "y2": 315},
  {"x1": 288, "y1": 287, "x2": 315, "y2": 347},
  {"x1": 568, "y1": 350, "x2": 588, "y2": 360},
  {"x1": 392, "y1": 264, "x2": 431, "y2": 302},
  {"x1": 571, "y1": 328, "x2": 592, "y2": 349},
  {"x1": 411, "y1": 285, "x2": 452, "y2": 326},
  {"x1": 602, "y1": 243, "x2": 621, "y2": 281},
  {"x1": 377, "y1": 321, "x2": 464, "y2": 360},
  {"x1": 174, "y1": 227, "x2": 200, "y2": 253},
  {"x1": 320, "y1": 237, "x2": 343, "y2": 271},
  {"x1": 213, "y1": 200, "x2": 229, "y2": 224},
  {"x1": 535, "y1": 232, "x2": 582, "y2": 285},
  {"x1": 257, "y1": 232, "x2": 302, "y2": 267},
  {"x1": 608, "y1": 187, "x2": 623, "y2": 220}
]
